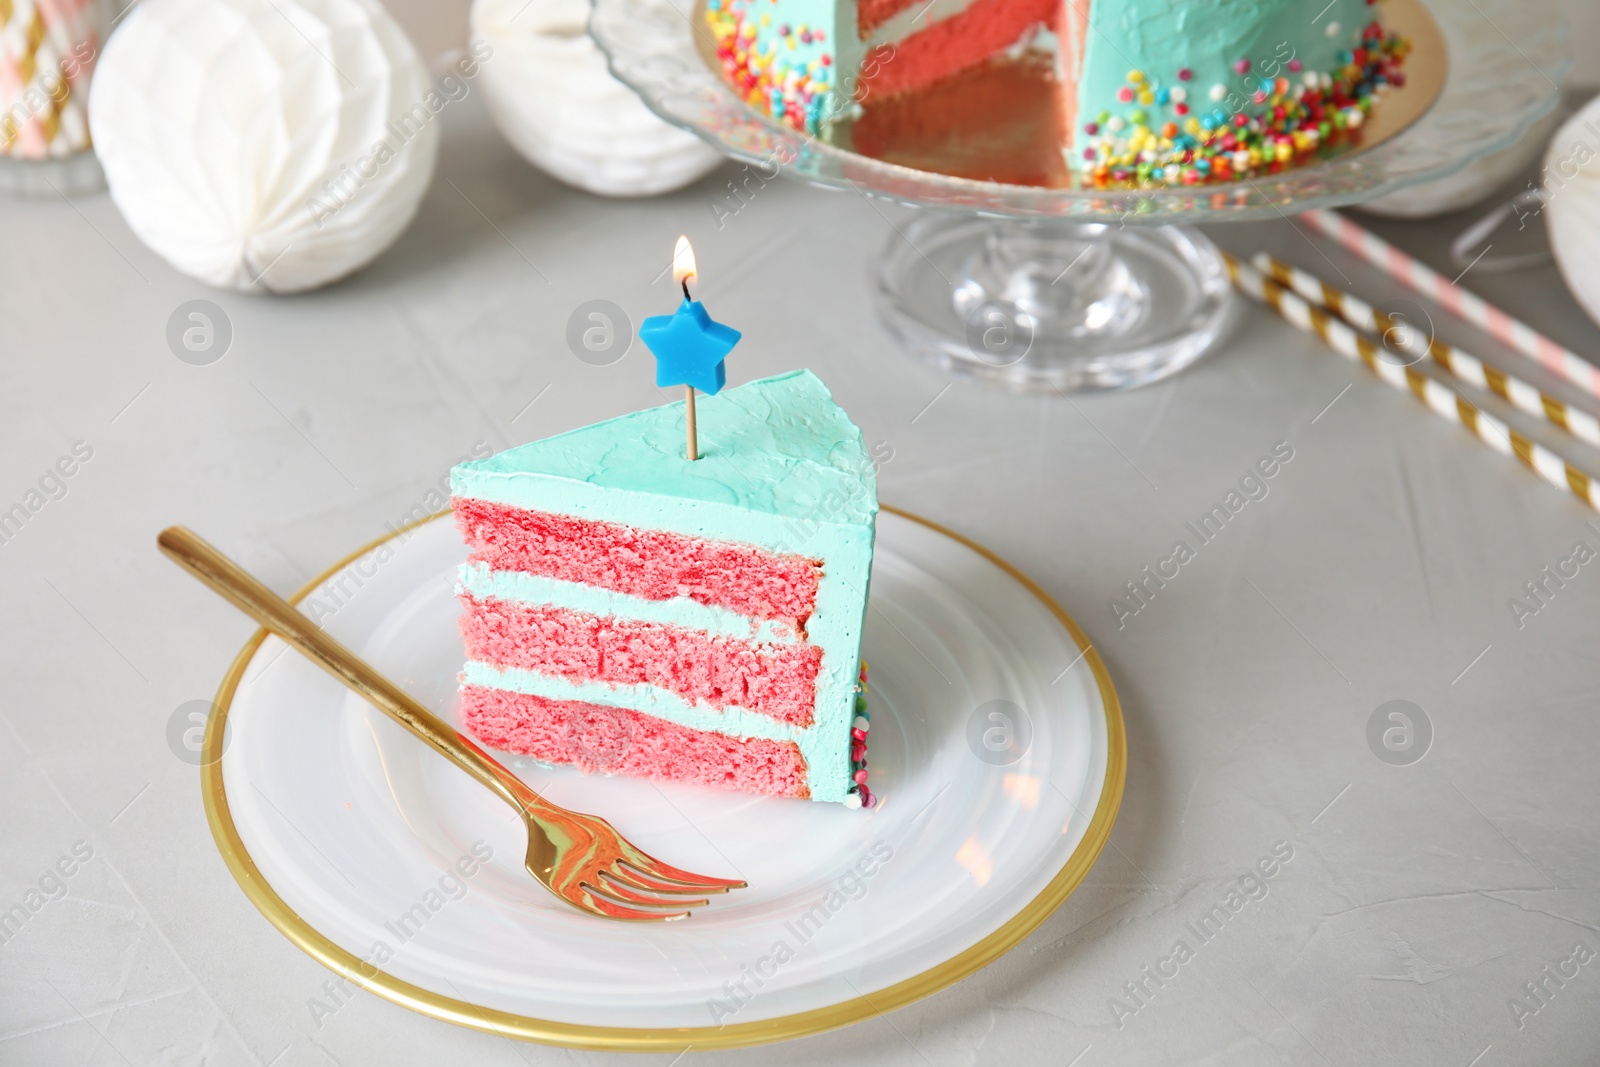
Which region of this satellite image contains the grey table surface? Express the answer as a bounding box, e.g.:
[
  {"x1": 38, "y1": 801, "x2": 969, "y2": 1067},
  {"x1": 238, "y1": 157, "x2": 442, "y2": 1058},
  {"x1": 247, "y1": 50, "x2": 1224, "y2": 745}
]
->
[{"x1": 4, "y1": 81, "x2": 1600, "y2": 1067}]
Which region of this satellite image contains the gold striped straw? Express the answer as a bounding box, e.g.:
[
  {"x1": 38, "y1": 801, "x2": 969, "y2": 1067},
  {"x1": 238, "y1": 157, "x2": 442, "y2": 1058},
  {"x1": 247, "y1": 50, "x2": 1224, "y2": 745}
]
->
[
  {"x1": 1250, "y1": 252, "x2": 1600, "y2": 450},
  {"x1": 1300, "y1": 208, "x2": 1600, "y2": 400},
  {"x1": 1221, "y1": 251, "x2": 1600, "y2": 512}
]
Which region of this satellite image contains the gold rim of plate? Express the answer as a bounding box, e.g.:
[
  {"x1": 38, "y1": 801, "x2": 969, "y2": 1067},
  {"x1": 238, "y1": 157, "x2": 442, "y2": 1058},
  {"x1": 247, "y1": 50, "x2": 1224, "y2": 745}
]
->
[
  {"x1": 199, "y1": 505, "x2": 1128, "y2": 1050},
  {"x1": 692, "y1": 0, "x2": 1446, "y2": 189}
]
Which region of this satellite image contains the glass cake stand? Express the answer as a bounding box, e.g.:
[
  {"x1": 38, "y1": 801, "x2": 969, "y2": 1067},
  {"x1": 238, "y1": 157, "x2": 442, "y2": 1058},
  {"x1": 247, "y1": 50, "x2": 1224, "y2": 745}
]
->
[{"x1": 591, "y1": 0, "x2": 1567, "y2": 392}]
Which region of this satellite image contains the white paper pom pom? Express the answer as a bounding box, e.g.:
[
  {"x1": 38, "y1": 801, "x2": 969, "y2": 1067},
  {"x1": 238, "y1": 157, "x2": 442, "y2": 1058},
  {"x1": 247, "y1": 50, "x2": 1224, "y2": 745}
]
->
[
  {"x1": 89, "y1": 0, "x2": 438, "y2": 293},
  {"x1": 1546, "y1": 95, "x2": 1600, "y2": 331},
  {"x1": 470, "y1": 0, "x2": 721, "y2": 198}
]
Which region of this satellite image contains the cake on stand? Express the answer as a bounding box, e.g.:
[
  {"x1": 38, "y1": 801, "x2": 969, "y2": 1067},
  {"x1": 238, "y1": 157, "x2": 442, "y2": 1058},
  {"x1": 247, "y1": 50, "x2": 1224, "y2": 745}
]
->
[{"x1": 592, "y1": 0, "x2": 1566, "y2": 392}]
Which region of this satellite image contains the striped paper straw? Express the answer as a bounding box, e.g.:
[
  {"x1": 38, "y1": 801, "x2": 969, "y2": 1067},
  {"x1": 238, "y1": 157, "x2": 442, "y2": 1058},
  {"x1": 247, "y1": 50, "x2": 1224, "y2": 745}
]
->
[
  {"x1": 0, "y1": 0, "x2": 97, "y2": 159},
  {"x1": 1251, "y1": 251, "x2": 1600, "y2": 450},
  {"x1": 1300, "y1": 208, "x2": 1600, "y2": 402},
  {"x1": 1222, "y1": 251, "x2": 1600, "y2": 512}
]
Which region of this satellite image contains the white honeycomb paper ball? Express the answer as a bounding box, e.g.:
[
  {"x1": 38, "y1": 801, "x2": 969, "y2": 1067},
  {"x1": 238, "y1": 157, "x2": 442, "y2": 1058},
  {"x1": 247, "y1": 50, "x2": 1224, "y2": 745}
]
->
[
  {"x1": 89, "y1": 0, "x2": 439, "y2": 293},
  {"x1": 471, "y1": 0, "x2": 721, "y2": 197},
  {"x1": 1546, "y1": 95, "x2": 1600, "y2": 331}
]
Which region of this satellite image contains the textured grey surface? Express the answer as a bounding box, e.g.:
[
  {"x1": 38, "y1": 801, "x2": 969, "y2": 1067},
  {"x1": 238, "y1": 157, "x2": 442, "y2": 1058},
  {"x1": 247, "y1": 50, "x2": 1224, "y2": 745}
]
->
[{"x1": 3, "y1": 83, "x2": 1600, "y2": 1067}]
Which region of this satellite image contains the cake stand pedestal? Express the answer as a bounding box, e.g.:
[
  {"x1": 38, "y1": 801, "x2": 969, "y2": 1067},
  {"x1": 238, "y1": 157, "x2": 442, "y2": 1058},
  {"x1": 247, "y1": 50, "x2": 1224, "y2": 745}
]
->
[
  {"x1": 878, "y1": 217, "x2": 1231, "y2": 391},
  {"x1": 593, "y1": 0, "x2": 1565, "y2": 393}
]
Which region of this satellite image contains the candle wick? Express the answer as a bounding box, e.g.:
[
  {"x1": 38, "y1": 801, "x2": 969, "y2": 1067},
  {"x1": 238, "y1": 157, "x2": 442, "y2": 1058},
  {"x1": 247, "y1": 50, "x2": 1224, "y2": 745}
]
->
[{"x1": 681, "y1": 278, "x2": 692, "y2": 303}]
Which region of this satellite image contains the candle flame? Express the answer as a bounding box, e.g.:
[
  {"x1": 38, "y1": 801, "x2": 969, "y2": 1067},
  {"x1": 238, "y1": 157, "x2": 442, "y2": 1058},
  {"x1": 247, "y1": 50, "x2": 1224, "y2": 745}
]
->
[{"x1": 672, "y1": 235, "x2": 697, "y2": 287}]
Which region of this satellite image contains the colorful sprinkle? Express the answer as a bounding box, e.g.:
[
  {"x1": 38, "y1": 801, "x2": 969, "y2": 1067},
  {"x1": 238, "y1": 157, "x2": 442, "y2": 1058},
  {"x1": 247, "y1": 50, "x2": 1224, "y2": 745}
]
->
[
  {"x1": 1072, "y1": 18, "x2": 1410, "y2": 189},
  {"x1": 844, "y1": 664, "x2": 873, "y2": 806},
  {"x1": 1177, "y1": 67, "x2": 1193, "y2": 81},
  {"x1": 707, "y1": 0, "x2": 840, "y2": 135}
]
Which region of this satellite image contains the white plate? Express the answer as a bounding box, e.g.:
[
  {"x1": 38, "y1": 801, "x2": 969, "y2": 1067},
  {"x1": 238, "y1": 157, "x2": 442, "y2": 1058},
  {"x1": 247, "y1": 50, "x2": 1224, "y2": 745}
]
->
[{"x1": 203, "y1": 507, "x2": 1125, "y2": 1049}]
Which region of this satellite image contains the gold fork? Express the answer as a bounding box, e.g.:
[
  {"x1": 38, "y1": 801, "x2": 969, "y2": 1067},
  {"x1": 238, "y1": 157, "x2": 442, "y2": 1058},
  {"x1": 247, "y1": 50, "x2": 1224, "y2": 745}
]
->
[{"x1": 159, "y1": 526, "x2": 745, "y2": 922}]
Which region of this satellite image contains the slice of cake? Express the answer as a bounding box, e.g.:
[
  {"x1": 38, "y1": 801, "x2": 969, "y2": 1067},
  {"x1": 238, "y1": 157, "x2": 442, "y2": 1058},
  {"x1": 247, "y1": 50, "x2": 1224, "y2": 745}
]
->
[
  {"x1": 450, "y1": 370, "x2": 878, "y2": 806},
  {"x1": 707, "y1": 0, "x2": 1409, "y2": 185}
]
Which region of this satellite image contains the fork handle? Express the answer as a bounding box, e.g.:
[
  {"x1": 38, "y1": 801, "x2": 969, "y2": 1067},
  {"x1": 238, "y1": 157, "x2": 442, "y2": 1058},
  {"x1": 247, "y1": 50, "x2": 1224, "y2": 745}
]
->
[{"x1": 158, "y1": 526, "x2": 541, "y2": 818}]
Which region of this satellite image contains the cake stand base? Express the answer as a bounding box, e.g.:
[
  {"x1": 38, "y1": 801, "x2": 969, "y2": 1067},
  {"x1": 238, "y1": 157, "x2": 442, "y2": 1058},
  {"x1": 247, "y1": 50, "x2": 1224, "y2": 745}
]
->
[{"x1": 875, "y1": 216, "x2": 1234, "y2": 393}]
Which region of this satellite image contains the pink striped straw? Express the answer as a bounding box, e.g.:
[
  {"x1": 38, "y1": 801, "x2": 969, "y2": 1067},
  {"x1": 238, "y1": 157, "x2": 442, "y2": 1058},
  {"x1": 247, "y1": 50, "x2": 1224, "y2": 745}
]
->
[{"x1": 1300, "y1": 208, "x2": 1600, "y2": 402}]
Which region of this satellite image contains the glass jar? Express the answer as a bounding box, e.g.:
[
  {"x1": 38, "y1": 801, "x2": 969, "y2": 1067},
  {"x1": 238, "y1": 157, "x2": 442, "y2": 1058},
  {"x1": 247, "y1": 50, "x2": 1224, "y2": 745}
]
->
[{"x1": 0, "y1": 0, "x2": 108, "y2": 196}]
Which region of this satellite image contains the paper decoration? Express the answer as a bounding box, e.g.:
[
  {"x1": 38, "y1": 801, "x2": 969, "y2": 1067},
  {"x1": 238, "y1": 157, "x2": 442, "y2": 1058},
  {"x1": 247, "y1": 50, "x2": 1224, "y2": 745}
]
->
[
  {"x1": 1545, "y1": 95, "x2": 1600, "y2": 331},
  {"x1": 470, "y1": 0, "x2": 721, "y2": 198},
  {"x1": 89, "y1": 0, "x2": 440, "y2": 293}
]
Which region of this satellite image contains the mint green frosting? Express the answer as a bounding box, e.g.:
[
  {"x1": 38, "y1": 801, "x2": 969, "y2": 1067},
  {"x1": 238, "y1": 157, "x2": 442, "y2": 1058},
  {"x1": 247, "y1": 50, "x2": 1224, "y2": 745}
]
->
[
  {"x1": 451, "y1": 370, "x2": 877, "y2": 803},
  {"x1": 1073, "y1": 0, "x2": 1376, "y2": 150},
  {"x1": 452, "y1": 369, "x2": 876, "y2": 528}
]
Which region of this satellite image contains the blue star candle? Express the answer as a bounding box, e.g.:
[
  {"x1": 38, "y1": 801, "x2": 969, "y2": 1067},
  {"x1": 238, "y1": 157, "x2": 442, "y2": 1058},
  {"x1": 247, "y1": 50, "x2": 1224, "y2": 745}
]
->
[{"x1": 639, "y1": 236, "x2": 742, "y2": 460}]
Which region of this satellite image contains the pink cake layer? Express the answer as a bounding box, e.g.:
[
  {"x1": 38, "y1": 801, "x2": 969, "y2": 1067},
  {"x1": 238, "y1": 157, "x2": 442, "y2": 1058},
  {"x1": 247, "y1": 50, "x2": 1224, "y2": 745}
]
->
[
  {"x1": 860, "y1": 0, "x2": 1057, "y2": 99},
  {"x1": 460, "y1": 684, "x2": 810, "y2": 798},
  {"x1": 857, "y1": 0, "x2": 920, "y2": 35},
  {"x1": 454, "y1": 498, "x2": 820, "y2": 627},
  {"x1": 459, "y1": 594, "x2": 822, "y2": 726}
]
